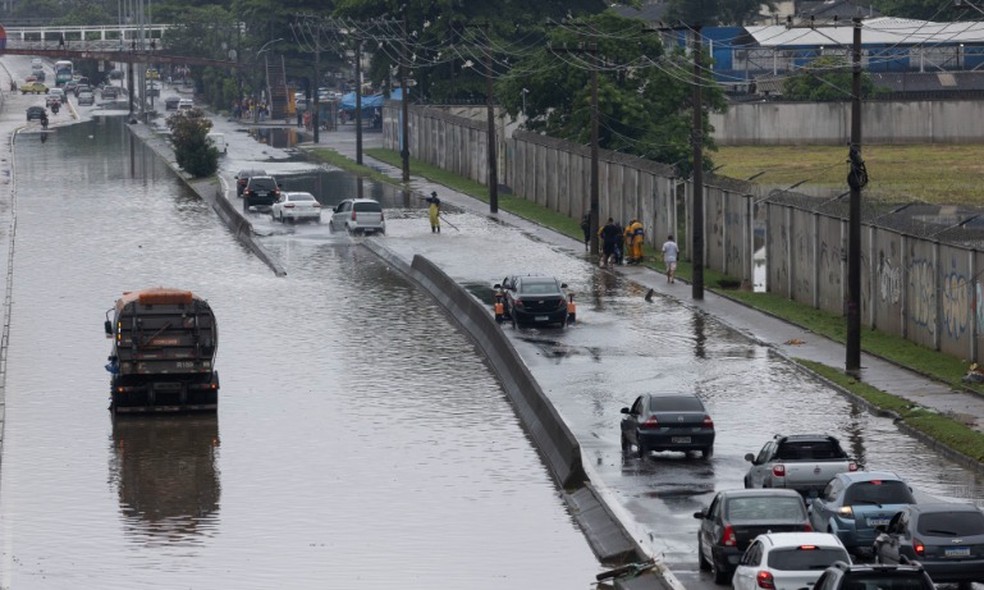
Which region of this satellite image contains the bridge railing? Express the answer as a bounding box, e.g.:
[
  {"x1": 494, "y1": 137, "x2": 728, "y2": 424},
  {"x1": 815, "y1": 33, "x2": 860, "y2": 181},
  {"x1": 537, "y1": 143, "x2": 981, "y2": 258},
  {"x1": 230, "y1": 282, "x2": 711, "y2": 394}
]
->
[{"x1": 4, "y1": 24, "x2": 170, "y2": 46}]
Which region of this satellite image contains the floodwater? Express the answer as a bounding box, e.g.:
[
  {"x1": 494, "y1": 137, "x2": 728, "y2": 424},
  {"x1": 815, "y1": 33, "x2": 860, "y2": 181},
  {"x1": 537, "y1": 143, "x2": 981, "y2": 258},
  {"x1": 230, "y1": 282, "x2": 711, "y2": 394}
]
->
[
  {"x1": 0, "y1": 116, "x2": 601, "y2": 589},
  {"x1": 374, "y1": 213, "x2": 984, "y2": 590}
]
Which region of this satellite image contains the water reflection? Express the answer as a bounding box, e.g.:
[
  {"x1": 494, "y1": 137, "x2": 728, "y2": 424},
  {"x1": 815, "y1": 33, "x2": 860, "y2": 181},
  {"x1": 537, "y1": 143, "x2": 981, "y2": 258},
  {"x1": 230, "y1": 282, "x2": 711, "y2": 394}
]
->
[
  {"x1": 248, "y1": 126, "x2": 298, "y2": 148},
  {"x1": 692, "y1": 312, "x2": 707, "y2": 359},
  {"x1": 109, "y1": 416, "x2": 221, "y2": 545}
]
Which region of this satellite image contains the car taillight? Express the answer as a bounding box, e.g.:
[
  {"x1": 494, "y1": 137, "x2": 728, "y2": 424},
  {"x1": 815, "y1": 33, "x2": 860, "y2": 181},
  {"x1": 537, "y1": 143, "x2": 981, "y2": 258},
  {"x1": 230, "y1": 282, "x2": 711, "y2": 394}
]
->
[
  {"x1": 914, "y1": 538, "x2": 924, "y2": 555},
  {"x1": 702, "y1": 415, "x2": 714, "y2": 429},
  {"x1": 556, "y1": 298, "x2": 566, "y2": 310},
  {"x1": 313, "y1": 203, "x2": 321, "y2": 208},
  {"x1": 803, "y1": 523, "x2": 813, "y2": 532},
  {"x1": 772, "y1": 464, "x2": 785, "y2": 477},
  {"x1": 756, "y1": 570, "x2": 775, "y2": 589},
  {"x1": 513, "y1": 299, "x2": 524, "y2": 309},
  {"x1": 351, "y1": 209, "x2": 357, "y2": 220},
  {"x1": 721, "y1": 525, "x2": 737, "y2": 547},
  {"x1": 848, "y1": 462, "x2": 858, "y2": 471},
  {"x1": 640, "y1": 416, "x2": 659, "y2": 430}
]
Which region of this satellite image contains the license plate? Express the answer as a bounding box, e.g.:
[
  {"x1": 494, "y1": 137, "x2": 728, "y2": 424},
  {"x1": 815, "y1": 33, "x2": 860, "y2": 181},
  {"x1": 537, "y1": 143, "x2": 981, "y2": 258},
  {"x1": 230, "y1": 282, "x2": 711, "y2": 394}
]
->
[
  {"x1": 535, "y1": 316, "x2": 549, "y2": 321},
  {"x1": 671, "y1": 436, "x2": 691, "y2": 444},
  {"x1": 945, "y1": 547, "x2": 970, "y2": 558},
  {"x1": 867, "y1": 518, "x2": 890, "y2": 527}
]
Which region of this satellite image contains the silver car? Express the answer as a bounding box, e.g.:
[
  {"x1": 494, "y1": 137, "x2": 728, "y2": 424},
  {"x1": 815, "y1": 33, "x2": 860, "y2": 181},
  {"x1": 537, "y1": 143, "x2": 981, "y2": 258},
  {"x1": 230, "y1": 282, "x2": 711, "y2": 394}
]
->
[
  {"x1": 271, "y1": 192, "x2": 322, "y2": 223},
  {"x1": 329, "y1": 198, "x2": 385, "y2": 235}
]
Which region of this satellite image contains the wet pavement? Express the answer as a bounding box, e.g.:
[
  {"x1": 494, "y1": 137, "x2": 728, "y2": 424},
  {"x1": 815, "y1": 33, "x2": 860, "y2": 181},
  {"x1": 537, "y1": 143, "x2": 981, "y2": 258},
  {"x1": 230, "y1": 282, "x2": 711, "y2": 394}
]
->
[{"x1": 0, "y1": 57, "x2": 602, "y2": 589}]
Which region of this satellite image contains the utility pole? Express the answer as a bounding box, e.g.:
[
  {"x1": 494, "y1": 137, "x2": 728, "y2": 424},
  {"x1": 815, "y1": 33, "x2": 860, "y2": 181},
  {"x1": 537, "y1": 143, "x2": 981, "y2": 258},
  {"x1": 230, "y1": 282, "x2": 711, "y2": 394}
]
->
[
  {"x1": 691, "y1": 26, "x2": 705, "y2": 300},
  {"x1": 355, "y1": 39, "x2": 363, "y2": 165},
  {"x1": 846, "y1": 17, "x2": 865, "y2": 375},
  {"x1": 400, "y1": 16, "x2": 411, "y2": 183},
  {"x1": 313, "y1": 35, "x2": 321, "y2": 144},
  {"x1": 589, "y1": 43, "x2": 600, "y2": 256},
  {"x1": 485, "y1": 21, "x2": 499, "y2": 213}
]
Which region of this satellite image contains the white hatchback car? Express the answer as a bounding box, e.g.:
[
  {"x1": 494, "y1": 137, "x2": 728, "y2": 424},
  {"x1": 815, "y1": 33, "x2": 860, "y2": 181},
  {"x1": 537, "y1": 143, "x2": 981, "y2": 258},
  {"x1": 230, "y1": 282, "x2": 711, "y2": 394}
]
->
[
  {"x1": 329, "y1": 198, "x2": 385, "y2": 235},
  {"x1": 732, "y1": 532, "x2": 850, "y2": 590},
  {"x1": 271, "y1": 192, "x2": 322, "y2": 223}
]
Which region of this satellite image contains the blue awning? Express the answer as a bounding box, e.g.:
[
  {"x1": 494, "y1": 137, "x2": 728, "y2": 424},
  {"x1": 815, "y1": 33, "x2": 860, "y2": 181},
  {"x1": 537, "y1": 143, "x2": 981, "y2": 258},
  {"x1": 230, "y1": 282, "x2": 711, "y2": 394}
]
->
[{"x1": 339, "y1": 88, "x2": 405, "y2": 111}]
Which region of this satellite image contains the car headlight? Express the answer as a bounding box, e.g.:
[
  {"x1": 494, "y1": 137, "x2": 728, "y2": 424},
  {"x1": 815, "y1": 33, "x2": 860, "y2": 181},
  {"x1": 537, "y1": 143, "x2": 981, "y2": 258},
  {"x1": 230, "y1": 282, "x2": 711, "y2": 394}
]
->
[{"x1": 837, "y1": 506, "x2": 853, "y2": 517}]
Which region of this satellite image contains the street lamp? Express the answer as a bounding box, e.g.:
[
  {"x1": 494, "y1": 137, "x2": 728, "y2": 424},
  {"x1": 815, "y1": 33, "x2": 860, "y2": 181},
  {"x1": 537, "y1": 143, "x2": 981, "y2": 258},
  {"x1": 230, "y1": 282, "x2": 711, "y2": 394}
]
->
[{"x1": 251, "y1": 38, "x2": 283, "y2": 121}]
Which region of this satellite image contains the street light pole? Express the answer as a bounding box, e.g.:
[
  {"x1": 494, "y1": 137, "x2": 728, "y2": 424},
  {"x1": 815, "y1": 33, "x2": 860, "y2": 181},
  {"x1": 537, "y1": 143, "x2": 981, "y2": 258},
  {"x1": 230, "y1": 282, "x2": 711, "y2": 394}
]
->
[
  {"x1": 691, "y1": 25, "x2": 705, "y2": 301},
  {"x1": 846, "y1": 17, "x2": 865, "y2": 375}
]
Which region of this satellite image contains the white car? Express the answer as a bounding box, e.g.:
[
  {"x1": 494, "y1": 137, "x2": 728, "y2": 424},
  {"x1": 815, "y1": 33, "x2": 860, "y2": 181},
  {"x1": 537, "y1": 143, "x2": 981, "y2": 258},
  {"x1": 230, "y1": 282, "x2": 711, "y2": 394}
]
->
[
  {"x1": 271, "y1": 192, "x2": 322, "y2": 223},
  {"x1": 329, "y1": 198, "x2": 385, "y2": 235},
  {"x1": 178, "y1": 98, "x2": 194, "y2": 110},
  {"x1": 732, "y1": 532, "x2": 850, "y2": 590}
]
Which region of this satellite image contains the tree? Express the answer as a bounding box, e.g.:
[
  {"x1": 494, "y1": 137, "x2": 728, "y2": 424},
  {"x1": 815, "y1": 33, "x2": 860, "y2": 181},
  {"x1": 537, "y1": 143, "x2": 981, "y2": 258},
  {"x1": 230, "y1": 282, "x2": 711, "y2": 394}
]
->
[
  {"x1": 496, "y1": 11, "x2": 726, "y2": 172},
  {"x1": 666, "y1": 0, "x2": 776, "y2": 26},
  {"x1": 167, "y1": 108, "x2": 219, "y2": 178},
  {"x1": 782, "y1": 55, "x2": 875, "y2": 101}
]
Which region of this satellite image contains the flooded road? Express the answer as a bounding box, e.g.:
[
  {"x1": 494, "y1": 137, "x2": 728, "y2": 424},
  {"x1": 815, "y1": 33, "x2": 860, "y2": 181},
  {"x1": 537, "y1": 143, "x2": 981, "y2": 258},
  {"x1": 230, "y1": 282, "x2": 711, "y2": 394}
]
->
[
  {"x1": 375, "y1": 213, "x2": 984, "y2": 590},
  {"x1": 0, "y1": 116, "x2": 601, "y2": 589}
]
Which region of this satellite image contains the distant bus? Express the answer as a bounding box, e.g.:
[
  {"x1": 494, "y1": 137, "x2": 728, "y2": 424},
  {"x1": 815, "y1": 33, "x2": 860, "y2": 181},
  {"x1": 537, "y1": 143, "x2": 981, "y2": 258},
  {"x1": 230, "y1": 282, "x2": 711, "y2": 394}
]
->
[{"x1": 54, "y1": 60, "x2": 73, "y2": 87}]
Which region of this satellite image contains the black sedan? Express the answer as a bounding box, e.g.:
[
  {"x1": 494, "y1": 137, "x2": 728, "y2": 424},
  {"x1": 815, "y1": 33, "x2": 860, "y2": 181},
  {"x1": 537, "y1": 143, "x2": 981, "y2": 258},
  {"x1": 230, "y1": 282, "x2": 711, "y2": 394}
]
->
[
  {"x1": 26, "y1": 106, "x2": 45, "y2": 122},
  {"x1": 495, "y1": 275, "x2": 569, "y2": 328},
  {"x1": 620, "y1": 392, "x2": 715, "y2": 458},
  {"x1": 694, "y1": 488, "x2": 813, "y2": 584},
  {"x1": 873, "y1": 502, "x2": 984, "y2": 586}
]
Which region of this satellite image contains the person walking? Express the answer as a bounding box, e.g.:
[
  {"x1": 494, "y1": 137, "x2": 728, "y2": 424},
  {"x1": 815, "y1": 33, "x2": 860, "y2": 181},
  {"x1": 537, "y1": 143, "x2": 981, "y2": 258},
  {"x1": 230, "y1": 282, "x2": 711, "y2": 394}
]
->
[
  {"x1": 613, "y1": 219, "x2": 625, "y2": 265},
  {"x1": 661, "y1": 234, "x2": 679, "y2": 283},
  {"x1": 580, "y1": 213, "x2": 591, "y2": 251},
  {"x1": 626, "y1": 219, "x2": 644, "y2": 264},
  {"x1": 425, "y1": 191, "x2": 442, "y2": 233},
  {"x1": 599, "y1": 218, "x2": 621, "y2": 267}
]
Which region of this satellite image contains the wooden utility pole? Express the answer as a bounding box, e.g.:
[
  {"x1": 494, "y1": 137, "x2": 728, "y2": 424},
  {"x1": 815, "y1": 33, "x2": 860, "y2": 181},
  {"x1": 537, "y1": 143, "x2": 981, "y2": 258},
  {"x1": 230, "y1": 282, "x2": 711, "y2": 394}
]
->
[
  {"x1": 691, "y1": 26, "x2": 705, "y2": 300},
  {"x1": 846, "y1": 17, "x2": 864, "y2": 374},
  {"x1": 485, "y1": 21, "x2": 499, "y2": 213}
]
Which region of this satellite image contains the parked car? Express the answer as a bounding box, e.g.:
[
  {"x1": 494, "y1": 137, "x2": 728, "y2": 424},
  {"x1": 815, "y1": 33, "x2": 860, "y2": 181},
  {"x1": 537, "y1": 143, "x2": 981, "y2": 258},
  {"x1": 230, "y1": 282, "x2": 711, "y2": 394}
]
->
[
  {"x1": 329, "y1": 198, "x2": 385, "y2": 235},
  {"x1": 242, "y1": 175, "x2": 281, "y2": 210},
  {"x1": 872, "y1": 502, "x2": 984, "y2": 585},
  {"x1": 494, "y1": 275, "x2": 570, "y2": 328},
  {"x1": 733, "y1": 532, "x2": 851, "y2": 590},
  {"x1": 621, "y1": 391, "x2": 715, "y2": 458},
  {"x1": 744, "y1": 434, "x2": 859, "y2": 498},
  {"x1": 20, "y1": 82, "x2": 47, "y2": 94},
  {"x1": 810, "y1": 561, "x2": 935, "y2": 590},
  {"x1": 164, "y1": 96, "x2": 180, "y2": 111},
  {"x1": 235, "y1": 168, "x2": 267, "y2": 197},
  {"x1": 695, "y1": 489, "x2": 813, "y2": 584},
  {"x1": 26, "y1": 106, "x2": 46, "y2": 122},
  {"x1": 101, "y1": 86, "x2": 119, "y2": 99},
  {"x1": 271, "y1": 192, "x2": 322, "y2": 223},
  {"x1": 810, "y1": 471, "x2": 917, "y2": 556},
  {"x1": 77, "y1": 91, "x2": 95, "y2": 106}
]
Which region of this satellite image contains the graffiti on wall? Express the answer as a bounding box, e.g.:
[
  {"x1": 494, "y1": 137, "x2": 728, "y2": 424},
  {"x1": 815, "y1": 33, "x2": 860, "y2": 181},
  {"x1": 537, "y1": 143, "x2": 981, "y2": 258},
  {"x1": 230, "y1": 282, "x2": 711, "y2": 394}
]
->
[
  {"x1": 908, "y1": 258, "x2": 935, "y2": 337},
  {"x1": 774, "y1": 219, "x2": 789, "y2": 295},
  {"x1": 940, "y1": 256, "x2": 970, "y2": 339},
  {"x1": 877, "y1": 248, "x2": 902, "y2": 305}
]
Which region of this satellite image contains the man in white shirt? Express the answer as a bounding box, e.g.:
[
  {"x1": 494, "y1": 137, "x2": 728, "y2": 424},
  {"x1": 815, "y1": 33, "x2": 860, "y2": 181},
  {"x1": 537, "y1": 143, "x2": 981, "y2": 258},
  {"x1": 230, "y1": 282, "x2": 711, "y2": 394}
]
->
[{"x1": 661, "y1": 235, "x2": 679, "y2": 284}]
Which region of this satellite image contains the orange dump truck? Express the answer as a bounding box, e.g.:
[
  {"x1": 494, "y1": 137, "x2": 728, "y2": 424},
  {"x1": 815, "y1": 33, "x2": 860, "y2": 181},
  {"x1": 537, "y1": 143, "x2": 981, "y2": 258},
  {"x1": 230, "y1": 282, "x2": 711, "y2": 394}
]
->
[{"x1": 104, "y1": 288, "x2": 219, "y2": 414}]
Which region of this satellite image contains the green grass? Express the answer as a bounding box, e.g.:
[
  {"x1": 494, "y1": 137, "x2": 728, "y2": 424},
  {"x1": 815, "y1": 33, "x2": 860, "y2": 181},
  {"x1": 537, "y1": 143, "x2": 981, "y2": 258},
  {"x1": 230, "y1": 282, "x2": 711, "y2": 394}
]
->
[
  {"x1": 714, "y1": 144, "x2": 984, "y2": 206},
  {"x1": 307, "y1": 147, "x2": 394, "y2": 185},
  {"x1": 799, "y1": 359, "x2": 984, "y2": 463},
  {"x1": 318, "y1": 146, "x2": 984, "y2": 460}
]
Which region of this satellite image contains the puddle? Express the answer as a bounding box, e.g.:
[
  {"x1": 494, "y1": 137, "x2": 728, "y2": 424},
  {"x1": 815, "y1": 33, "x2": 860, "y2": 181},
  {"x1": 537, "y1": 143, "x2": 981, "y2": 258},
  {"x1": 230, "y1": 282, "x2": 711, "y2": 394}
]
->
[{"x1": 248, "y1": 126, "x2": 300, "y2": 148}]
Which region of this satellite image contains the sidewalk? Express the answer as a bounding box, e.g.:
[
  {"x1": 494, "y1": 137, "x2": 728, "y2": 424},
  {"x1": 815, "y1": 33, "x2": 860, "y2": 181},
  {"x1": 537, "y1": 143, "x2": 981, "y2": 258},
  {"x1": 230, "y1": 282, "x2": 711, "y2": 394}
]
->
[{"x1": 300, "y1": 125, "x2": 984, "y2": 458}]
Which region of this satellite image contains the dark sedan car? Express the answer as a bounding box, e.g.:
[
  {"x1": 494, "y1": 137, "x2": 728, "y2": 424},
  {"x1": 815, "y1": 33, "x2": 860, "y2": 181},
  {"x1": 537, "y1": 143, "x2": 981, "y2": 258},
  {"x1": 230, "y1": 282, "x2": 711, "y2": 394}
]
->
[
  {"x1": 620, "y1": 392, "x2": 715, "y2": 458},
  {"x1": 26, "y1": 106, "x2": 46, "y2": 121},
  {"x1": 695, "y1": 489, "x2": 813, "y2": 584},
  {"x1": 873, "y1": 502, "x2": 984, "y2": 585},
  {"x1": 495, "y1": 275, "x2": 569, "y2": 328},
  {"x1": 242, "y1": 175, "x2": 281, "y2": 210}
]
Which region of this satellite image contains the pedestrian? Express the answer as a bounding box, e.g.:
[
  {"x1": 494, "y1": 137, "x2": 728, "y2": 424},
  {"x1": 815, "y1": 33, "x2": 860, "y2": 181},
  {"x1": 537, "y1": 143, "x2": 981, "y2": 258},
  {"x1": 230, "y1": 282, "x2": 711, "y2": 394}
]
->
[
  {"x1": 599, "y1": 217, "x2": 621, "y2": 267},
  {"x1": 626, "y1": 218, "x2": 644, "y2": 264},
  {"x1": 662, "y1": 234, "x2": 679, "y2": 283},
  {"x1": 579, "y1": 213, "x2": 591, "y2": 251},
  {"x1": 613, "y1": 219, "x2": 625, "y2": 265},
  {"x1": 425, "y1": 191, "x2": 441, "y2": 233}
]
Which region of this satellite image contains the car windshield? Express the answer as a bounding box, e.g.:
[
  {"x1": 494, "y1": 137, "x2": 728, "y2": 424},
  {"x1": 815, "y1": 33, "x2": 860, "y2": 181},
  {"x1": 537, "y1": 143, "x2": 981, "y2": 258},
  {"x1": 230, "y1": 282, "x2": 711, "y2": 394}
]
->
[
  {"x1": 290, "y1": 194, "x2": 316, "y2": 202},
  {"x1": 519, "y1": 280, "x2": 560, "y2": 295},
  {"x1": 767, "y1": 547, "x2": 849, "y2": 571},
  {"x1": 249, "y1": 178, "x2": 276, "y2": 190},
  {"x1": 353, "y1": 201, "x2": 381, "y2": 213},
  {"x1": 843, "y1": 573, "x2": 930, "y2": 590},
  {"x1": 726, "y1": 496, "x2": 806, "y2": 521},
  {"x1": 916, "y1": 510, "x2": 984, "y2": 537},
  {"x1": 844, "y1": 480, "x2": 915, "y2": 506},
  {"x1": 648, "y1": 395, "x2": 703, "y2": 412}
]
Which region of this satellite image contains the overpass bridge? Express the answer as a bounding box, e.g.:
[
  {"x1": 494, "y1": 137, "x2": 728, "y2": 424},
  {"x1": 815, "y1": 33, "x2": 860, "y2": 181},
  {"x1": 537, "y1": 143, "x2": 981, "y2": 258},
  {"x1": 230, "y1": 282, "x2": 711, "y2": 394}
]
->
[{"x1": 0, "y1": 23, "x2": 237, "y2": 67}]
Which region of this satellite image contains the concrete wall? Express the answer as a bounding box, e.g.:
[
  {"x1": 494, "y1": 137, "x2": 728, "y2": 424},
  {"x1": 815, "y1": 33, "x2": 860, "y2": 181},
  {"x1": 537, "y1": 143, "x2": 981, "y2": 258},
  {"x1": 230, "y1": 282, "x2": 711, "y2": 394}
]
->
[{"x1": 710, "y1": 100, "x2": 984, "y2": 145}]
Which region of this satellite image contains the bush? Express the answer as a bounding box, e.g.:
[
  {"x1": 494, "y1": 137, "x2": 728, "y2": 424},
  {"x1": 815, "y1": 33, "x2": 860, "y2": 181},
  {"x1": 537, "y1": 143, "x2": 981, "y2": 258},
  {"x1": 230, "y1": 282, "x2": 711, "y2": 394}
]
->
[{"x1": 166, "y1": 108, "x2": 218, "y2": 178}]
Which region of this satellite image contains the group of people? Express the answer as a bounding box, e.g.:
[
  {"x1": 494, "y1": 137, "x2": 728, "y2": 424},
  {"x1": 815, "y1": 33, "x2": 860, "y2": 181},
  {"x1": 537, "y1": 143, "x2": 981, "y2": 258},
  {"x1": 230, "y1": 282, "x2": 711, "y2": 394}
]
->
[
  {"x1": 232, "y1": 98, "x2": 270, "y2": 122},
  {"x1": 581, "y1": 214, "x2": 679, "y2": 283}
]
